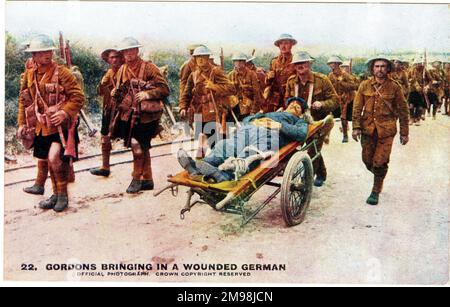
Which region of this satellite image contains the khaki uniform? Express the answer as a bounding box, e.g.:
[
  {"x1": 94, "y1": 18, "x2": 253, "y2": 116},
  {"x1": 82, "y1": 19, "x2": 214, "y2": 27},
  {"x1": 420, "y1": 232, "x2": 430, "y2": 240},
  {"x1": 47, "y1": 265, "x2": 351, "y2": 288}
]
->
[
  {"x1": 228, "y1": 67, "x2": 262, "y2": 119},
  {"x1": 114, "y1": 57, "x2": 170, "y2": 182},
  {"x1": 328, "y1": 70, "x2": 359, "y2": 120},
  {"x1": 179, "y1": 57, "x2": 197, "y2": 100},
  {"x1": 263, "y1": 54, "x2": 296, "y2": 112},
  {"x1": 18, "y1": 61, "x2": 84, "y2": 199},
  {"x1": 353, "y1": 77, "x2": 409, "y2": 193},
  {"x1": 285, "y1": 71, "x2": 339, "y2": 180},
  {"x1": 390, "y1": 69, "x2": 410, "y2": 98},
  {"x1": 249, "y1": 65, "x2": 266, "y2": 105},
  {"x1": 180, "y1": 64, "x2": 235, "y2": 123}
]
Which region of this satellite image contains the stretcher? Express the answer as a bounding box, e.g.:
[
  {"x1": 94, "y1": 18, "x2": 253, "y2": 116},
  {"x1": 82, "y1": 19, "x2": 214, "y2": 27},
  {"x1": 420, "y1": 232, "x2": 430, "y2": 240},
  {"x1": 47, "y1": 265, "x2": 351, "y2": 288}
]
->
[{"x1": 154, "y1": 115, "x2": 334, "y2": 227}]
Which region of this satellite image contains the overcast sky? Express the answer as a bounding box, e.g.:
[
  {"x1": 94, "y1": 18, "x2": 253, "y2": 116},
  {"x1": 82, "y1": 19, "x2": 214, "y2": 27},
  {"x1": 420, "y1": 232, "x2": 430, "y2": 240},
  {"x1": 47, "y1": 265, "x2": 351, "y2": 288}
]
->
[{"x1": 5, "y1": 1, "x2": 450, "y2": 56}]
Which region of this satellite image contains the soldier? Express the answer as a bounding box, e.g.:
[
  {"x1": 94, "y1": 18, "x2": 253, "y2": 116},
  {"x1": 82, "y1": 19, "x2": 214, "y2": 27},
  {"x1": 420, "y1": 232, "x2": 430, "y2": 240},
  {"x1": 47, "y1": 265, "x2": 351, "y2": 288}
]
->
[
  {"x1": 17, "y1": 34, "x2": 85, "y2": 212},
  {"x1": 444, "y1": 61, "x2": 450, "y2": 115},
  {"x1": 285, "y1": 51, "x2": 339, "y2": 187},
  {"x1": 179, "y1": 45, "x2": 235, "y2": 158},
  {"x1": 90, "y1": 48, "x2": 124, "y2": 177},
  {"x1": 428, "y1": 59, "x2": 445, "y2": 117},
  {"x1": 228, "y1": 53, "x2": 262, "y2": 121},
  {"x1": 407, "y1": 57, "x2": 431, "y2": 125},
  {"x1": 263, "y1": 34, "x2": 297, "y2": 113},
  {"x1": 390, "y1": 58, "x2": 410, "y2": 98},
  {"x1": 179, "y1": 44, "x2": 203, "y2": 103},
  {"x1": 111, "y1": 37, "x2": 170, "y2": 193},
  {"x1": 352, "y1": 56, "x2": 409, "y2": 206},
  {"x1": 327, "y1": 56, "x2": 359, "y2": 143},
  {"x1": 246, "y1": 56, "x2": 266, "y2": 104}
]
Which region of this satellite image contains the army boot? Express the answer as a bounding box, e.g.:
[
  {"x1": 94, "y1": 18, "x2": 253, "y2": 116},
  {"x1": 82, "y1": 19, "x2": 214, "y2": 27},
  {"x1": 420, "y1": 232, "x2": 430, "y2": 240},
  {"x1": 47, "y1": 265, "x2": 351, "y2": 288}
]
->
[
  {"x1": 39, "y1": 195, "x2": 58, "y2": 209},
  {"x1": 342, "y1": 120, "x2": 349, "y2": 143},
  {"x1": 24, "y1": 160, "x2": 48, "y2": 195},
  {"x1": 127, "y1": 148, "x2": 144, "y2": 194},
  {"x1": 54, "y1": 194, "x2": 69, "y2": 212},
  {"x1": 90, "y1": 137, "x2": 112, "y2": 177},
  {"x1": 366, "y1": 192, "x2": 379, "y2": 205},
  {"x1": 126, "y1": 179, "x2": 142, "y2": 194}
]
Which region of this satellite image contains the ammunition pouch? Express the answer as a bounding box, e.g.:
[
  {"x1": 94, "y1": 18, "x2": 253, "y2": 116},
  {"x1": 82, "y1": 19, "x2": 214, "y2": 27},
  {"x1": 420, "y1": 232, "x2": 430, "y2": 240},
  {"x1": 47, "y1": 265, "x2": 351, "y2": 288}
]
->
[{"x1": 20, "y1": 89, "x2": 33, "y2": 107}]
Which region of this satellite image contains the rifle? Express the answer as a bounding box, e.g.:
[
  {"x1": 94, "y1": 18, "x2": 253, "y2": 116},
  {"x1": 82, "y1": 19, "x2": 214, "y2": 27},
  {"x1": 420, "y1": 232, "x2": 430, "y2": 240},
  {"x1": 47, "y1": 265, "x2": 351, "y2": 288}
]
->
[
  {"x1": 220, "y1": 47, "x2": 224, "y2": 70},
  {"x1": 349, "y1": 58, "x2": 353, "y2": 75},
  {"x1": 423, "y1": 49, "x2": 431, "y2": 109},
  {"x1": 59, "y1": 32, "x2": 97, "y2": 137}
]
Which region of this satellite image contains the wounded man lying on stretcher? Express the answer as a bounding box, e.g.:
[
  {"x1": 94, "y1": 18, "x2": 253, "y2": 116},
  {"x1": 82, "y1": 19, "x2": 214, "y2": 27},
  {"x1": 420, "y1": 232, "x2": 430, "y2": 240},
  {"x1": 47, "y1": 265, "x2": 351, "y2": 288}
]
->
[{"x1": 177, "y1": 97, "x2": 333, "y2": 183}]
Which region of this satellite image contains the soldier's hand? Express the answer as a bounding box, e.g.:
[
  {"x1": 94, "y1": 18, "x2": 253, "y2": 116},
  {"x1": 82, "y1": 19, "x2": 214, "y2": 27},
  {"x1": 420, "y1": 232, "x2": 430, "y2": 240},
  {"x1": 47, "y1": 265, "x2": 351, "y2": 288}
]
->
[
  {"x1": 179, "y1": 109, "x2": 187, "y2": 119},
  {"x1": 50, "y1": 110, "x2": 68, "y2": 126},
  {"x1": 266, "y1": 71, "x2": 275, "y2": 80},
  {"x1": 400, "y1": 135, "x2": 409, "y2": 145},
  {"x1": 135, "y1": 92, "x2": 150, "y2": 102},
  {"x1": 352, "y1": 129, "x2": 361, "y2": 142},
  {"x1": 111, "y1": 88, "x2": 118, "y2": 98},
  {"x1": 312, "y1": 101, "x2": 323, "y2": 110},
  {"x1": 17, "y1": 125, "x2": 25, "y2": 138}
]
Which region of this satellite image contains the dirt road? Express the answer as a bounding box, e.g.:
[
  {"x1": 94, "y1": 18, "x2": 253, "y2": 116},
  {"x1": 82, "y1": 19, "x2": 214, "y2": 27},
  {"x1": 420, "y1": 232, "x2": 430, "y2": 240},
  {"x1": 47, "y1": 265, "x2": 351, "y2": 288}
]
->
[{"x1": 4, "y1": 116, "x2": 449, "y2": 284}]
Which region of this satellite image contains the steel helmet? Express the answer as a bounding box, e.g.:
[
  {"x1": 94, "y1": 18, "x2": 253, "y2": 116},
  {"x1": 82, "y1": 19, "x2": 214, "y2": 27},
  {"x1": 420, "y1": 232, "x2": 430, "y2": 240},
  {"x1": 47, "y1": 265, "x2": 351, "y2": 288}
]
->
[
  {"x1": 291, "y1": 51, "x2": 315, "y2": 64},
  {"x1": 25, "y1": 34, "x2": 57, "y2": 52},
  {"x1": 274, "y1": 33, "x2": 297, "y2": 47},
  {"x1": 327, "y1": 56, "x2": 343, "y2": 65},
  {"x1": 117, "y1": 37, "x2": 143, "y2": 51},
  {"x1": 231, "y1": 52, "x2": 248, "y2": 61},
  {"x1": 192, "y1": 45, "x2": 212, "y2": 57}
]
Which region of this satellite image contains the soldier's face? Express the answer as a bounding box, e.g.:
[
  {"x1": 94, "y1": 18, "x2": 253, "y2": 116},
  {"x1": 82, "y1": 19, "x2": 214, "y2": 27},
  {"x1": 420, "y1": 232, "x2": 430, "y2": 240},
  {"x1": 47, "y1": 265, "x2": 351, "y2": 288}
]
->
[
  {"x1": 329, "y1": 63, "x2": 341, "y2": 71},
  {"x1": 372, "y1": 60, "x2": 389, "y2": 79},
  {"x1": 341, "y1": 66, "x2": 350, "y2": 74},
  {"x1": 295, "y1": 62, "x2": 311, "y2": 75},
  {"x1": 394, "y1": 61, "x2": 401, "y2": 70},
  {"x1": 108, "y1": 51, "x2": 123, "y2": 68},
  {"x1": 234, "y1": 60, "x2": 246, "y2": 70},
  {"x1": 32, "y1": 50, "x2": 53, "y2": 66},
  {"x1": 445, "y1": 63, "x2": 450, "y2": 70},
  {"x1": 195, "y1": 55, "x2": 209, "y2": 68},
  {"x1": 278, "y1": 40, "x2": 294, "y2": 54},
  {"x1": 122, "y1": 48, "x2": 139, "y2": 62}
]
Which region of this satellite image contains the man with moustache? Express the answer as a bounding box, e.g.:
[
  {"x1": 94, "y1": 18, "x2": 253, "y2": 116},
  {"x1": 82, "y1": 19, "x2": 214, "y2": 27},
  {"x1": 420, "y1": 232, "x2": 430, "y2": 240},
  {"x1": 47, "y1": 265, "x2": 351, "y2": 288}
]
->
[
  {"x1": 112, "y1": 37, "x2": 170, "y2": 193},
  {"x1": 352, "y1": 56, "x2": 409, "y2": 206},
  {"x1": 284, "y1": 51, "x2": 339, "y2": 187},
  {"x1": 90, "y1": 47, "x2": 124, "y2": 177},
  {"x1": 263, "y1": 34, "x2": 297, "y2": 113},
  {"x1": 17, "y1": 34, "x2": 85, "y2": 212}
]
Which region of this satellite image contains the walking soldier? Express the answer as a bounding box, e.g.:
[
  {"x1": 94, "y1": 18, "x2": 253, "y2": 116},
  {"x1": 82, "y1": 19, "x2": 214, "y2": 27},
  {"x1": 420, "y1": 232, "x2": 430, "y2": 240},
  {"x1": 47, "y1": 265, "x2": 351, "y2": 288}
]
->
[
  {"x1": 284, "y1": 51, "x2": 339, "y2": 187},
  {"x1": 90, "y1": 48, "x2": 124, "y2": 177},
  {"x1": 407, "y1": 57, "x2": 432, "y2": 125},
  {"x1": 352, "y1": 56, "x2": 409, "y2": 206},
  {"x1": 263, "y1": 34, "x2": 297, "y2": 112},
  {"x1": 179, "y1": 45, "x2": 235, "y2": 158},
  {"x1": 17, "y1": 34, "x2": 85, "y2": 212},
  {"x1": 327, "y1": 56, "x2": 359, "y2": 143},
  {"x1": 228, "y1": 52, "x2": 263, "y2": 121},
  {"x1": 111, "y1": 37, "x2": 170, "y2": 193}
]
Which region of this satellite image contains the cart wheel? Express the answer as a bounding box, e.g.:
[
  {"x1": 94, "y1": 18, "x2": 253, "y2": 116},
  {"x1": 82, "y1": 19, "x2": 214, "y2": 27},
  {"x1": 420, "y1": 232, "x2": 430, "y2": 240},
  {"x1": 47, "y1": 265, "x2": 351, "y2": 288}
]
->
[{"x1": 280, "y1": 151, "x2": 313, "y2": 226}]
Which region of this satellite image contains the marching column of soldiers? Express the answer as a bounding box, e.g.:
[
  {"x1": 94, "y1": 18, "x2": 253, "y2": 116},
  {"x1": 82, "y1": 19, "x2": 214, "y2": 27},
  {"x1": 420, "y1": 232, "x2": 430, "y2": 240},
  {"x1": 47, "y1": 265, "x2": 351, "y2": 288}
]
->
[{"x1": 17, "y1": 33, "x2": 449, "y2": 211}]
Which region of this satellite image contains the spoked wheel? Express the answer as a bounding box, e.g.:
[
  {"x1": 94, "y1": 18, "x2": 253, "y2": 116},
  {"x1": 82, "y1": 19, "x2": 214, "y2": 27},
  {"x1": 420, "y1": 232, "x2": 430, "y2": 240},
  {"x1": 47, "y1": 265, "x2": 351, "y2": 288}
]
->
[{"x1": 280, "y1": 151, "x2": 314, "y2": 226}]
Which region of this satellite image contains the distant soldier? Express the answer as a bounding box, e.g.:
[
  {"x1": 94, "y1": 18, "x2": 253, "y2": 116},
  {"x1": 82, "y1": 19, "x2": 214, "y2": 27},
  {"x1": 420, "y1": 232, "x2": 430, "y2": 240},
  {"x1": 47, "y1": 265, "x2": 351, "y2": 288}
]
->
[
  {"x1": 407, "y1": 57, "x2": 431, "y2": 125},
  {"x1": 90, "y1": 48, "x2": 124, "y2": 177},
  {"x1": 444, "y1": 61, "x2": 450, "y2": 115},
  {"x1": 179, "y1": 45, "x2": 235, "y2": 158},
  {"x1": 228, "y1": 53, "x2": 262, "y2": 121},
  {"x1": 327, "y1": 56, "x2": 359, "y2": 143},
  {"x1": 263, "y1": 34, "x2": 297, "y2": 112},
  {"x1": 111, "y1": 37, "x2": 170, "y2": 193},
  {"x1": 390, "y1": 58, "x2": 410, "y2": 98},
  {"x1": 179, "y1": 44, "x2": 203, "y2": 102},
  {"x1": 246, "y1": 56, "x2": 266, "y2": 104},
  {"x1": 352, "y1": 56, "x2": 409, "y2": 206},
  {"x1": 285, "y1": 51, "x2": 339, "y2": 187},
  {"x1": 428, "y1": 59, "x2": 445, "y2": 116},
  {"x1": 17, "y1": 34, "x2": 85, "y2": 212}
]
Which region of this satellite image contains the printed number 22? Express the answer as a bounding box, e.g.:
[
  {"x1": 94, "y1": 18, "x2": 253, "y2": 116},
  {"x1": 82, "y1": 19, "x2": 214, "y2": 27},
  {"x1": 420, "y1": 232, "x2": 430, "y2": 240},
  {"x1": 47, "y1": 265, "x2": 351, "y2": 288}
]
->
[{"x1": 21, "y1": 264, "x2": 36, "y2": 271}]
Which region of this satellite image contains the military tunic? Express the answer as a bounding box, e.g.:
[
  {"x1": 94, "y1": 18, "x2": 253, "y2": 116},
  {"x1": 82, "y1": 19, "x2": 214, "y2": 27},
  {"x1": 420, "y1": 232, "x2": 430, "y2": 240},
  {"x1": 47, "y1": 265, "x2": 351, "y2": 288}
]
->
[
  {"x1": 228, "y1": 67, "x2": 262, "y2": 119},
  {"x1": 353, "y1": 77, "x2": 409, "y2": 180},
  {"x1": 328, "y1": 70, "x2": 359, "y2": 120},
  {"x1": 263, "y1": 54, "x2": 296, "y2": 112}
]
